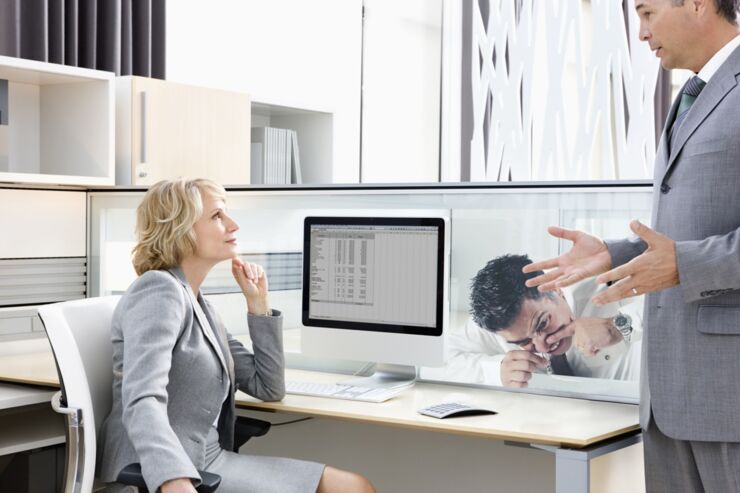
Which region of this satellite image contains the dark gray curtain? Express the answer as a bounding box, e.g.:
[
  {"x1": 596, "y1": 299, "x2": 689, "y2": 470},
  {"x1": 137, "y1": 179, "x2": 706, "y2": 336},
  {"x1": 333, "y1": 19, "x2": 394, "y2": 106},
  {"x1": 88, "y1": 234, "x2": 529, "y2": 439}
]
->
[{"x1": 0, "y1": 0, "x2": 165, "y2": 78}]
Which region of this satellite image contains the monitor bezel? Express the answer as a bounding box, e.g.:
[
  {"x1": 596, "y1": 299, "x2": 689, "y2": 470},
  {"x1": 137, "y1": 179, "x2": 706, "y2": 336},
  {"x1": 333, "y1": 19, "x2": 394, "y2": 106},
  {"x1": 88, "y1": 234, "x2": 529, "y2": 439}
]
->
[{"x1": 302, "y1": 216, "x2": 445, "y2": 337}]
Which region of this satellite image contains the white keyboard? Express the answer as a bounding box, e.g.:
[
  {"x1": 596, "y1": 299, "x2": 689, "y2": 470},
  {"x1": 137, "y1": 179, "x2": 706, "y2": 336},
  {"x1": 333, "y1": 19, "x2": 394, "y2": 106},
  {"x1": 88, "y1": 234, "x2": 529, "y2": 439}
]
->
[{"x1": 285, "y1": 380, "x2": 405, "y2": 403}]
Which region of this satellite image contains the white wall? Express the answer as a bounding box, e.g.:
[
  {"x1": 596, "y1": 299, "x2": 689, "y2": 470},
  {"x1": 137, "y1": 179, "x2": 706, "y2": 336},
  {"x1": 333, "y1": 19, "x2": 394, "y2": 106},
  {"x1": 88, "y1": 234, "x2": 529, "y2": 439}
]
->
[
  {"x1": 166, "y1": 0, "x2": 363, "y2": 183},
  {"x1": 360, "y1": 0, "x2": 443, "y2": 183}
]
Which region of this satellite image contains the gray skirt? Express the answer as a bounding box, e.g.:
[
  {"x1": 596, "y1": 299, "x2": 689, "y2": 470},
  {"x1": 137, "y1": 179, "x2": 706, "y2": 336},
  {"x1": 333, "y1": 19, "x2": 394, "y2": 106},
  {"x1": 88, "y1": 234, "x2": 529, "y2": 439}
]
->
[
  {"x1": 204, "y1": 426, "x2": 325, "y2": 493},
  {"x1": 104, "y1": 427, "x2": 325, "y2": 493}
]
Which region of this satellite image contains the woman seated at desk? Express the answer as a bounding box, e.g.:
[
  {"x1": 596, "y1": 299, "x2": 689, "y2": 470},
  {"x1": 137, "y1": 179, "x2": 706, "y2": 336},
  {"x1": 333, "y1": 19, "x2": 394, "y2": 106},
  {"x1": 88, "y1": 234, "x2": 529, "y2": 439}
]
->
[{"x1": 98, "y1": 178, "x2": 374, "y2": 493}]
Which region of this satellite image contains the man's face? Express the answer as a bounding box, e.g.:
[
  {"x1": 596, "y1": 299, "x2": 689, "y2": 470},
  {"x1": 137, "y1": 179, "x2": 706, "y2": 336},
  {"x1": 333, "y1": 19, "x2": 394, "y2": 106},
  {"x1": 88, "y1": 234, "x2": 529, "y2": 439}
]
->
[
  {"x1": 497, "y1": 292, "x2": 574, "y2": 355},
  {"x1": 635, "y1": 0, "x2": 699, "y2": 70}
]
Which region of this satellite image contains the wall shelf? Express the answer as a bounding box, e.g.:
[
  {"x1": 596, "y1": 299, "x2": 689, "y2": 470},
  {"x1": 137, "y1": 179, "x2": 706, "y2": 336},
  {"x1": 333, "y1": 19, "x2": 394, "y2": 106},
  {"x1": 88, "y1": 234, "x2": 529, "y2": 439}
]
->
[
  {"x1": 251, "y1": 100, "x2": 333, "y2": 184},
  {"x1": 0, "y1": 55, "x2": 115, "y2": 187}
]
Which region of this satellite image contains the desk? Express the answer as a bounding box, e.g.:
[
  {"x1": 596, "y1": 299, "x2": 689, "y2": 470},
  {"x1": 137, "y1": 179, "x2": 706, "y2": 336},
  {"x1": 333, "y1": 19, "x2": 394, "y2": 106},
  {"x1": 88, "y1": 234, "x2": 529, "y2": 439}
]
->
[
  {"x1": 238, "y1": 369, "x2": 638, "y2": 448},
  {"x1": 237, "y1": 369, "x2": 641, "y2": 492},
  {"x1": 0, "y1": 349, "x2": 641, "y2": 493},
  {"x1": 0, "y1": 382, "x2": 64, "y2": 457},
  {"x1": 0, "y1": 382, "x2": 55, "y2": 411}
]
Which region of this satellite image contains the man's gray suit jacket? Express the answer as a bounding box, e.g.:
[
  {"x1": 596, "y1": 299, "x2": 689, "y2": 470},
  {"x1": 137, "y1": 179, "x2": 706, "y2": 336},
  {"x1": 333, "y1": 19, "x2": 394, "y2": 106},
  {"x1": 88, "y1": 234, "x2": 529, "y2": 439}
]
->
[
  {"x1": 97, "y1": 267, "x2": 285, "y2": 491},
  {"x1": 606, "y1": 45, "x2": 740, "y2": 442}
]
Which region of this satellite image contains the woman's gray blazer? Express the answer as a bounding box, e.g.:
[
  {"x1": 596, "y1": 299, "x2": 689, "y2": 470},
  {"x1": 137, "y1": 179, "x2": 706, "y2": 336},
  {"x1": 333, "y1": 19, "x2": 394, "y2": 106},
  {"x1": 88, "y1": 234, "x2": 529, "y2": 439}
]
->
[{"x1": 97, "y1": 267, "x2": 285, "y2": 491}]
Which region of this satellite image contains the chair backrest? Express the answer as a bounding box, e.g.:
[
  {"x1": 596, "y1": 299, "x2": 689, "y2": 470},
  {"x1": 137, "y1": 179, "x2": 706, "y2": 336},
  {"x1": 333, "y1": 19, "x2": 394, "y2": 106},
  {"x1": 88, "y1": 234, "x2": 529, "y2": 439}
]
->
[{"x1": 39, "y1": 295, "x2": 120, "y2": 492}]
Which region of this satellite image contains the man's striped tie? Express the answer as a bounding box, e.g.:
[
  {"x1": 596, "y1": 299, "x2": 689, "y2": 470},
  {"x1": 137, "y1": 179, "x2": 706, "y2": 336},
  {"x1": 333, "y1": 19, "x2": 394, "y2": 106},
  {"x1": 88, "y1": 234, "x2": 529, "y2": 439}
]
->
[{"x1": 669, "y1": 75, "x2": 706, "y2": 151}]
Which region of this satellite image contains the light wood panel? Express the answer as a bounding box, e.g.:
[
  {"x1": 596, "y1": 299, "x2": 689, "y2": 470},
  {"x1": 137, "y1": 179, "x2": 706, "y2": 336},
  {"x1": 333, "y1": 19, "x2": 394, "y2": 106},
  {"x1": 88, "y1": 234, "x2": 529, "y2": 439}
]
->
[
  {"x1": 0, "y1": 351, "x2": 58, "y2": 387},
  {"x1": 119, "y1": 76, "x2": 251, "y2": 186}
]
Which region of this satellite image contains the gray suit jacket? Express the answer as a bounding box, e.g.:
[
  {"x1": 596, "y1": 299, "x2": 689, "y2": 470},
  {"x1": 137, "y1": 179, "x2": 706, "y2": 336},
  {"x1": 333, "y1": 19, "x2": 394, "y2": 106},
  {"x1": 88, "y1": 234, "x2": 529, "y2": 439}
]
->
[
  {"x1": 97, "y1": 267, "x2": 285, "y2": 491},
  {"x1": 606, "y1": 45, "x2": 740, "y2": 441}
]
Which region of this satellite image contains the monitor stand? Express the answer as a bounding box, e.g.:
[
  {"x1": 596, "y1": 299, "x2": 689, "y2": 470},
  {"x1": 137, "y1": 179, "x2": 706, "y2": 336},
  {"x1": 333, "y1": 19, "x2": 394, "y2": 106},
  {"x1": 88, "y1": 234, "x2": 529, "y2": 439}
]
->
[{"x1": 340, "y1": 363, "x2": 416, "y2": 389}]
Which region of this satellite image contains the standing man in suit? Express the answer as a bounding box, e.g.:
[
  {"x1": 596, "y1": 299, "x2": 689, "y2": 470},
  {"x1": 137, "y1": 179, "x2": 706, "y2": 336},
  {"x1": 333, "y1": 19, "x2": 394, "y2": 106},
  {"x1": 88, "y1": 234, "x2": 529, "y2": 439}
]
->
[{"x1": 523, "y1": 1, "x2": 740, "y2": 491}]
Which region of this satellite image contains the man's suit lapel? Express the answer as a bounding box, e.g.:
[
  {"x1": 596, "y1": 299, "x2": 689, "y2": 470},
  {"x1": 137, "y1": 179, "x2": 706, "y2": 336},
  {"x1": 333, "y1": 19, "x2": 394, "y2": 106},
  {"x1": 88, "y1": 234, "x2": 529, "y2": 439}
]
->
[
  {"x1": 655, "y1": 94, "x2": 679, "y2": 179},
  {"x1": 664, "y1": 47, "x2": 740, "y2": 177}
]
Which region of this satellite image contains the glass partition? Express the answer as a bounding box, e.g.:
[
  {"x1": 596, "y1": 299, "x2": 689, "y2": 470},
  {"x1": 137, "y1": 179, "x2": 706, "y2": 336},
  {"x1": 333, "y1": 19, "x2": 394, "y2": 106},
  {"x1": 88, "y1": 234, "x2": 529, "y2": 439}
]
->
[{"x1": 89, "y1": 183, "x2": 651, "y2": 403}]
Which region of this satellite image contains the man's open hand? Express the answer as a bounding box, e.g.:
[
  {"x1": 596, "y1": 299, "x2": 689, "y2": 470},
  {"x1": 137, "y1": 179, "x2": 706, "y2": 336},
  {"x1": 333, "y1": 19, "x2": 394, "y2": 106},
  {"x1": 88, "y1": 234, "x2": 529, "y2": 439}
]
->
[
  {"x1": 523, "y1": 226, "x2": 612, "y2": 291},
  {"x1": 592, "y1": 220, "x2": 678, "y2": 305}
]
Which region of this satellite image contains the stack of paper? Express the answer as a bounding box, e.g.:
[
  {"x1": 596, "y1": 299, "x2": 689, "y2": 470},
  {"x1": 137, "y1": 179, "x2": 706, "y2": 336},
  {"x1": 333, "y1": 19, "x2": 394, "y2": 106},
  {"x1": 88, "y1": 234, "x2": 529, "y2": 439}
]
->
[{"x1": 250, "y1": 127, "x2": 302, "y2": 184}]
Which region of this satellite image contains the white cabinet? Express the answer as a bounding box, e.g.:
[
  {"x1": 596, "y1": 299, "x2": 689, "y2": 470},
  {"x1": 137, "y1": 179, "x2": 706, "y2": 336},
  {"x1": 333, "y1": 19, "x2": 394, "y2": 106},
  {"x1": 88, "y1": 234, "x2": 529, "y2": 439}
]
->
[
  {"x1": 0, "y1": 188, "x2": 87, "y2": 312},
  {"x1": 116, "y1": 76, "x2": 252, "y2": 186},
  {"x1": 0, "y1": 189, "x2": 86, "y2": 258},
  {"x1": 0, "y1": 55, "x2": 115, "y2": 186}
]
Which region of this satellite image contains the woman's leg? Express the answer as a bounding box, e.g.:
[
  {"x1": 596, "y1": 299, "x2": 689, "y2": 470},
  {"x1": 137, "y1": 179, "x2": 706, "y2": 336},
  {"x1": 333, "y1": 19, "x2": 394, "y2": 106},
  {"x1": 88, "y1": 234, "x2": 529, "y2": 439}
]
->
[{"x1": 316, "y1": 466, "x2": 375, "y2": 493}]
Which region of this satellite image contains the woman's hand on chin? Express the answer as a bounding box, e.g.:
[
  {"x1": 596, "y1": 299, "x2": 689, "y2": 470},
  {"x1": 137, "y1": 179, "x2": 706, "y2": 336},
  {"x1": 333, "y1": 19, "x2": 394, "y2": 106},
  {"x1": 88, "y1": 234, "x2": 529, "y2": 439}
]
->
[{"x1": 232, "y1": 257, "x2": 271, "y2": 315}]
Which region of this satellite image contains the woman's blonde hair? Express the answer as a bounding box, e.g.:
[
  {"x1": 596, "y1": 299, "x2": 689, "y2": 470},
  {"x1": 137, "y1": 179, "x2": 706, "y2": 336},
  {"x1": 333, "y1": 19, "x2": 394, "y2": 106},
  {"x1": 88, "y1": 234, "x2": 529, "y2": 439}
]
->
[{"x1": 132, "y1": 178, "x2": 226, "y2": 275}]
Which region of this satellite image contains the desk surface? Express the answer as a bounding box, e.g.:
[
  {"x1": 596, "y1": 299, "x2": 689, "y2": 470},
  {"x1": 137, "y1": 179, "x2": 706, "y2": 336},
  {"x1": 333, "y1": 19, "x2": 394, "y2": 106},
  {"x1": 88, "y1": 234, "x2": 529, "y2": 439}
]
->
[
  {"x1": 0, "y1": 346, "x2": 639, "y2": 449},
  {"x1": 0, "y1": 350, "x2": 59, "y2": 388},
  {"x1": 237, "y1": 369, "x2": 639, "y2": 448}
]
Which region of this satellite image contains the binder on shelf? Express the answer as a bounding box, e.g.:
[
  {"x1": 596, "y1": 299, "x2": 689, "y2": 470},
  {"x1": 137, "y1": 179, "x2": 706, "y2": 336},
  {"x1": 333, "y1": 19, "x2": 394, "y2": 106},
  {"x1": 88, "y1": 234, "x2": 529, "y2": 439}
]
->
[
  {"x1": 250, "y1": 126, "x2": 302, "y2": 185},
  {"x1": 283, "y1": 129, "x2": 290, "y2": 183},
  {"x1": 250, "y1": 141, "x2": 263, "y2": 184},
  {"x1": 290, "y1": 130, "x2": 302, "y2": 184},
  {"x1": 0, "y1": 80, "x2": 8, "y2": 170},
  {"x1": 250, "y1": 127, "x2": 267, "y2": 185},
  {"x1": 264, "y1": 127, "x2": 277, "y2": 184}
]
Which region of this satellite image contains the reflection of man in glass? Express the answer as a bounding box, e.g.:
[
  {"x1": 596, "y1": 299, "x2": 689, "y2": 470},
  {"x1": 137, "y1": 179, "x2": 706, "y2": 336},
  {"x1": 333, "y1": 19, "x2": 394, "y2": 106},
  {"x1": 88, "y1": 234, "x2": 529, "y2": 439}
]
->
[{"x1": 445, "y1": 254, "x2": 641, "y2": 388}]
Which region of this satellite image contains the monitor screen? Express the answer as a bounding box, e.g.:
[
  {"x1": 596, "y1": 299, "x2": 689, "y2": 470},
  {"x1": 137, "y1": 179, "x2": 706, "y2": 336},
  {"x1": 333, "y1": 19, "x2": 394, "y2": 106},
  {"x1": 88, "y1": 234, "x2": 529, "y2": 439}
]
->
[{"x1": 302, "y1": 216, "x2": 445, "y2": 336}]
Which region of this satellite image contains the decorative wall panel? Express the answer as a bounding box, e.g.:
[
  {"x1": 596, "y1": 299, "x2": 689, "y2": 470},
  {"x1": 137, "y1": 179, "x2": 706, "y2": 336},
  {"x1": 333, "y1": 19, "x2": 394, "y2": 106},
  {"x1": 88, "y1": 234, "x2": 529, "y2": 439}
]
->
[{"x1": 466, "y1": 0, "x2": 660, "y2": 181}]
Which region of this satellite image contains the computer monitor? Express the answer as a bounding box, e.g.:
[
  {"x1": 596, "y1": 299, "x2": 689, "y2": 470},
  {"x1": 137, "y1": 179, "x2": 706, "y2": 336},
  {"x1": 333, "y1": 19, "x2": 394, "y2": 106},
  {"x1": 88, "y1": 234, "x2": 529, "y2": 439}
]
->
[{"x1": 301, "y1": 215, "x2": 449, "y2": 388}]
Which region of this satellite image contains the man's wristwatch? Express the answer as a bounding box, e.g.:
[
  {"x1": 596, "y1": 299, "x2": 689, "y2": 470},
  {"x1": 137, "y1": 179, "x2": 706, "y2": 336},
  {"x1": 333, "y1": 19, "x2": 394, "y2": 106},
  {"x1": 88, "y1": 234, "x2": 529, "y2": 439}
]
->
[{"x1": 611, "y1": 313, "x2": 633, "y2": 343}]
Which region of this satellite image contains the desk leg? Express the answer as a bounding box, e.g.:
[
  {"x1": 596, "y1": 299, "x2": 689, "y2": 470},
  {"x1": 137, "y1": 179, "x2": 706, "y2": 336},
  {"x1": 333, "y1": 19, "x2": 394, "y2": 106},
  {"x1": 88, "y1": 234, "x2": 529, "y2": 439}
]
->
[
  {"x1": 506, "y1": 431, "x2": 642, "y2": 493},
  {"x1": 553, "y1": 448, "x2": 589, "y2": 493}
]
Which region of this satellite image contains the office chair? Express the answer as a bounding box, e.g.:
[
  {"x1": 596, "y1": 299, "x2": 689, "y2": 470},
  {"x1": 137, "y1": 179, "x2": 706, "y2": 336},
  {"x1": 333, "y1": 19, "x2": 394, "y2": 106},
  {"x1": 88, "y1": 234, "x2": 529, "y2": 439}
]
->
[{"x1": 39, "y1": 296, "x2": 271, "y2": 493}]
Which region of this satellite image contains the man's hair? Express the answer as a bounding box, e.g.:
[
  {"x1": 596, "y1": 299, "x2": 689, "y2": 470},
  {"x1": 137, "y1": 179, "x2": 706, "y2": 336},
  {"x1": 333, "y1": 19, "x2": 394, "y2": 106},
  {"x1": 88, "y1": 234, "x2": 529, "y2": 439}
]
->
[
  {"x1": 469, "y1": 254, "x2": 554, "y2": 333},
  {"x1": 131, "y1": 178, "x2": 226, "y2": 275},
  {"x1": 673, "y1": 0, "x2": 739, "y2": 24}
]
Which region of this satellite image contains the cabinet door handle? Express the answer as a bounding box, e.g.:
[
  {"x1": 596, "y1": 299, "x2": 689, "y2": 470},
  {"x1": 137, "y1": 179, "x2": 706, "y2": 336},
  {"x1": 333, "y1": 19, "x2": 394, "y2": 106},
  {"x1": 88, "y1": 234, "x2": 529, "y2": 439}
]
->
[{"x1": 140, "y1": 91, "x2": 148, "y2": 164}]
